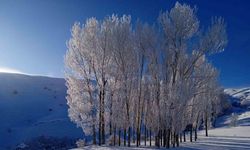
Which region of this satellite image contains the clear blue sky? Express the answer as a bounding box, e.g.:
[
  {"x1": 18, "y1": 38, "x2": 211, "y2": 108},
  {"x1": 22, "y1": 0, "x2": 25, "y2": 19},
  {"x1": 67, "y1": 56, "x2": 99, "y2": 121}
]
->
[{"x1": 0, "y1": 0, "x2": 249, "y2": 87}]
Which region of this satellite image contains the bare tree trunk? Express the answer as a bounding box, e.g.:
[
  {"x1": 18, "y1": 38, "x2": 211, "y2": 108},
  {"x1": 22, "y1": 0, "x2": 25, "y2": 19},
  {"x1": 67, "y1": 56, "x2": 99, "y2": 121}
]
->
[
  {"x1": 101, "y1": 112, "x2": 105, "y2": 144},
  {"x1": 183, "y1": 131, "x2": 186, "y2": 142},
  {"x1": 124, "y1": 81, "x2": 131, "y2": 147},
  {"x1": 149, "y1": 128, "x2": 152, "y2": 147},
  {"x1": 180, "y1": 133, "x2": 182, "y2": 143},
  {"x1": 114, "y1": 126, "x2": 116, "y2": 146},
  {"x1": 155, "y1": 135, "x2": 158, "y2": 147},
  {"x1": 139, "y1": 128, "x2": 141, "y2": 146},
  {"x1": 147, "y1": 128, "x2": 149, "y2": 141},
  {"x1": 136, "y1": 53, "x2": 145, "y2": 147},
  {"x1": 154, "y1": 135, "x2": 156, "y2": 146},
  {"x1": 110, "y1": 94, "x2": 113, "y2": 136},
  {"x1": 132, "y1": 128, "x2": 135, "y2": 143},
  {"x1": 128, "y1": 126, "x2": 131, "y2": 147},
  {"x1": 195, "y1": 127, "x2": 198, "y2": 141},
  {"x1": 170, "y1": 130, "x2": 172, "y2": 143},
  {"x1": 157, "y1": 130, "x2": 160, "y2": 148},
  {"x1": 101, "y1": 88, "x2": 105, "y2": 144},
  {"x1": 110, "y1": 123, "x2": 112, "y2": 136},
  {"x1": 160, "y1": 130, "x2": 163, "y2": 146},
  {"x1": 190, "y1": 129, "x2": 193, "y2": 142},
  {"x1": 163, "y1": 129, "x2": 166, "y2": 147},
  {"x1": 205, "y1": 112, "x2": 208, "y2": 137},
  {"x1": 155, "y1": 130, "x2": 160, "y2": 147},
  {"x1": 172, "y1": 132, "x2": 176, "y2": 148},
  {"x1": 176, "y1": 134, "x2": 179, "y2": 147},
  {"x1": 195, "y1": 113, "x2": 200, "y2": 141},
  {"x1": 124, "y1": 128, "x2": 126, "y2": 146},
  {"x1": 136, "y1": 127, "x2": 140, "y2": 147},
  {"x1": 118, "y1": 129, "x2": 121, "y2": 146},
  {"x1": 166, "y1": 129, "x2": 170, "y2": 149},
  {"x1": 99, "y1": 92, "x2": 102, "y2": 145},
  {"x1": 93, "y1": 125, "x2": 96, "y2": 145},
  {"x1": 144, "y1": 126, "x2": 147, "y2": 146}
]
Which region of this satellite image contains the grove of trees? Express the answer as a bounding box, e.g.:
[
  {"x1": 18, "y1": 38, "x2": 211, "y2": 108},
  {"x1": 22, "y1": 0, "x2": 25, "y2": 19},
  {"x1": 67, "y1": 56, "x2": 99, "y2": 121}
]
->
[{"x1": 64, "y1": 2, "x2": 227, "y2": 148}]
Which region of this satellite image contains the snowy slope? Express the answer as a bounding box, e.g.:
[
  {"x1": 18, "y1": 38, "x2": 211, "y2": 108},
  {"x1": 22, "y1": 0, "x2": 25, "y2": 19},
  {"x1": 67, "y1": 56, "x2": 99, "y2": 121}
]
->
[
  {"x1": 224, "y1": 87, "x2": 250, "y2": 107},
  {"x1": 0, "y1": 73, "x2": 82, "y2": 149}
]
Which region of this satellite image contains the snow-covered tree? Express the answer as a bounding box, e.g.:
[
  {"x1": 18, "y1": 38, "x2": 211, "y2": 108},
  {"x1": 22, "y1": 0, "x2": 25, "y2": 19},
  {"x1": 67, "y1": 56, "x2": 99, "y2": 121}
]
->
[
  {"x1": 65, "y1": 1, "x2": 227, "y2": 148},
  {"x1": 109, "y1": 15, "x2": 138, "y2": 146},
  {"x1": 65, "y1": 21, "x2": 98, "y2": 144}
]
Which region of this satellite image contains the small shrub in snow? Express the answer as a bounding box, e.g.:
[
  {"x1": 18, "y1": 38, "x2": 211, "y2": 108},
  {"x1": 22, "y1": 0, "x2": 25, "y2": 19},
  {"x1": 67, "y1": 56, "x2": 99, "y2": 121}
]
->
[
  {"x1": 16, "y1": 143, "x2": 28, "y2": 149},
  {"x1": 76, "y1": 139, "x2": 86, "y2": 148},
  {"x1": 230, "y1": 113, "x2": 238, "y2": 127}
]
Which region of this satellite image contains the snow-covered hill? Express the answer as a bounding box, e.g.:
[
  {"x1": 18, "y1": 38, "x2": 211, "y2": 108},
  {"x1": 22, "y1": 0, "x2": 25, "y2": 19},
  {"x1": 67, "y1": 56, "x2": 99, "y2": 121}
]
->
[
  {"x1": 0, "y1": 73, "x2": 81, "y2": 149},
  {"x1": 214, "y1": 87, "x2": 250, "y2": 127},
  {"x1": 225, "y1": 87, "x2": 250, "y2": 107}
]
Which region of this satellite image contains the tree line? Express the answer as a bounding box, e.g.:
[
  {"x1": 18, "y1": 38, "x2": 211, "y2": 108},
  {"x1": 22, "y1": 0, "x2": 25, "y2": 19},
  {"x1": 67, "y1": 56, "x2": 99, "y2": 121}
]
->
[{"x1": 64, "y1": 2, "x2": 227, "y2": 148}]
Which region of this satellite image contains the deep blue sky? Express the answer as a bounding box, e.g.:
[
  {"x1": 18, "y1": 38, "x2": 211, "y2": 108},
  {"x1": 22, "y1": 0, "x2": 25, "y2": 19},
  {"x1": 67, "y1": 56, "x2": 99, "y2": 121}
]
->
[{"x1": 0, "y1": 0, "x2": 249, "y2": 87}]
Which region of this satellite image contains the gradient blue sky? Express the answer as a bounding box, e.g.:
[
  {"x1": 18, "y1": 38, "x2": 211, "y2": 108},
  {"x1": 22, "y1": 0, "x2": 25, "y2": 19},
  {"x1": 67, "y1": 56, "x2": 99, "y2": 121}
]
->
[{"x1": 0, "y1": 0, "x2": 249, "y2": 87}]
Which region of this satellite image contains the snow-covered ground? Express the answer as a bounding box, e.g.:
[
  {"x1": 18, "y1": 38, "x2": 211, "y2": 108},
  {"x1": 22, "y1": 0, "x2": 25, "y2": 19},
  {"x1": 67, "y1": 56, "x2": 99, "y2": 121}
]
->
[
  {"x1": 0, "y1": 73, "x2": 82, "y2": 149},
  {"x1": 72, "y1": 126, "x2": 250, "y2": 150}
]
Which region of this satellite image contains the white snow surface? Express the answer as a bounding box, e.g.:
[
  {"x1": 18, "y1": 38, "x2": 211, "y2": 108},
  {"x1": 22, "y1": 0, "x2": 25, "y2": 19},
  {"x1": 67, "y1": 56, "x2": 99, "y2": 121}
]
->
[
  {"x1": 0, "y1": 73, "x2": 82, "y2": 149},
  {"x1": 72, "y1": 126, "x2": 250, "y2": 150}
]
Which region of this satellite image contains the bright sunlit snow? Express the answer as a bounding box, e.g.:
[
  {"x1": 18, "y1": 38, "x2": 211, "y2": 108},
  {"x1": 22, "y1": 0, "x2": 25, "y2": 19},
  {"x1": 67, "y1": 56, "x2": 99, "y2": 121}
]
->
[{"x1": 0, "y1": 67, "x2": 23, "y2": 74}]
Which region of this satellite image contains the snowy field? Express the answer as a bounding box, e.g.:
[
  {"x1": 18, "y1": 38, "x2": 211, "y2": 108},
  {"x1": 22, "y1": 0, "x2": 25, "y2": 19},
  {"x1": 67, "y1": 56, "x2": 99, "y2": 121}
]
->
[{"x1": 72, "y1": 126, "x2": 250, "y2": 150}]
